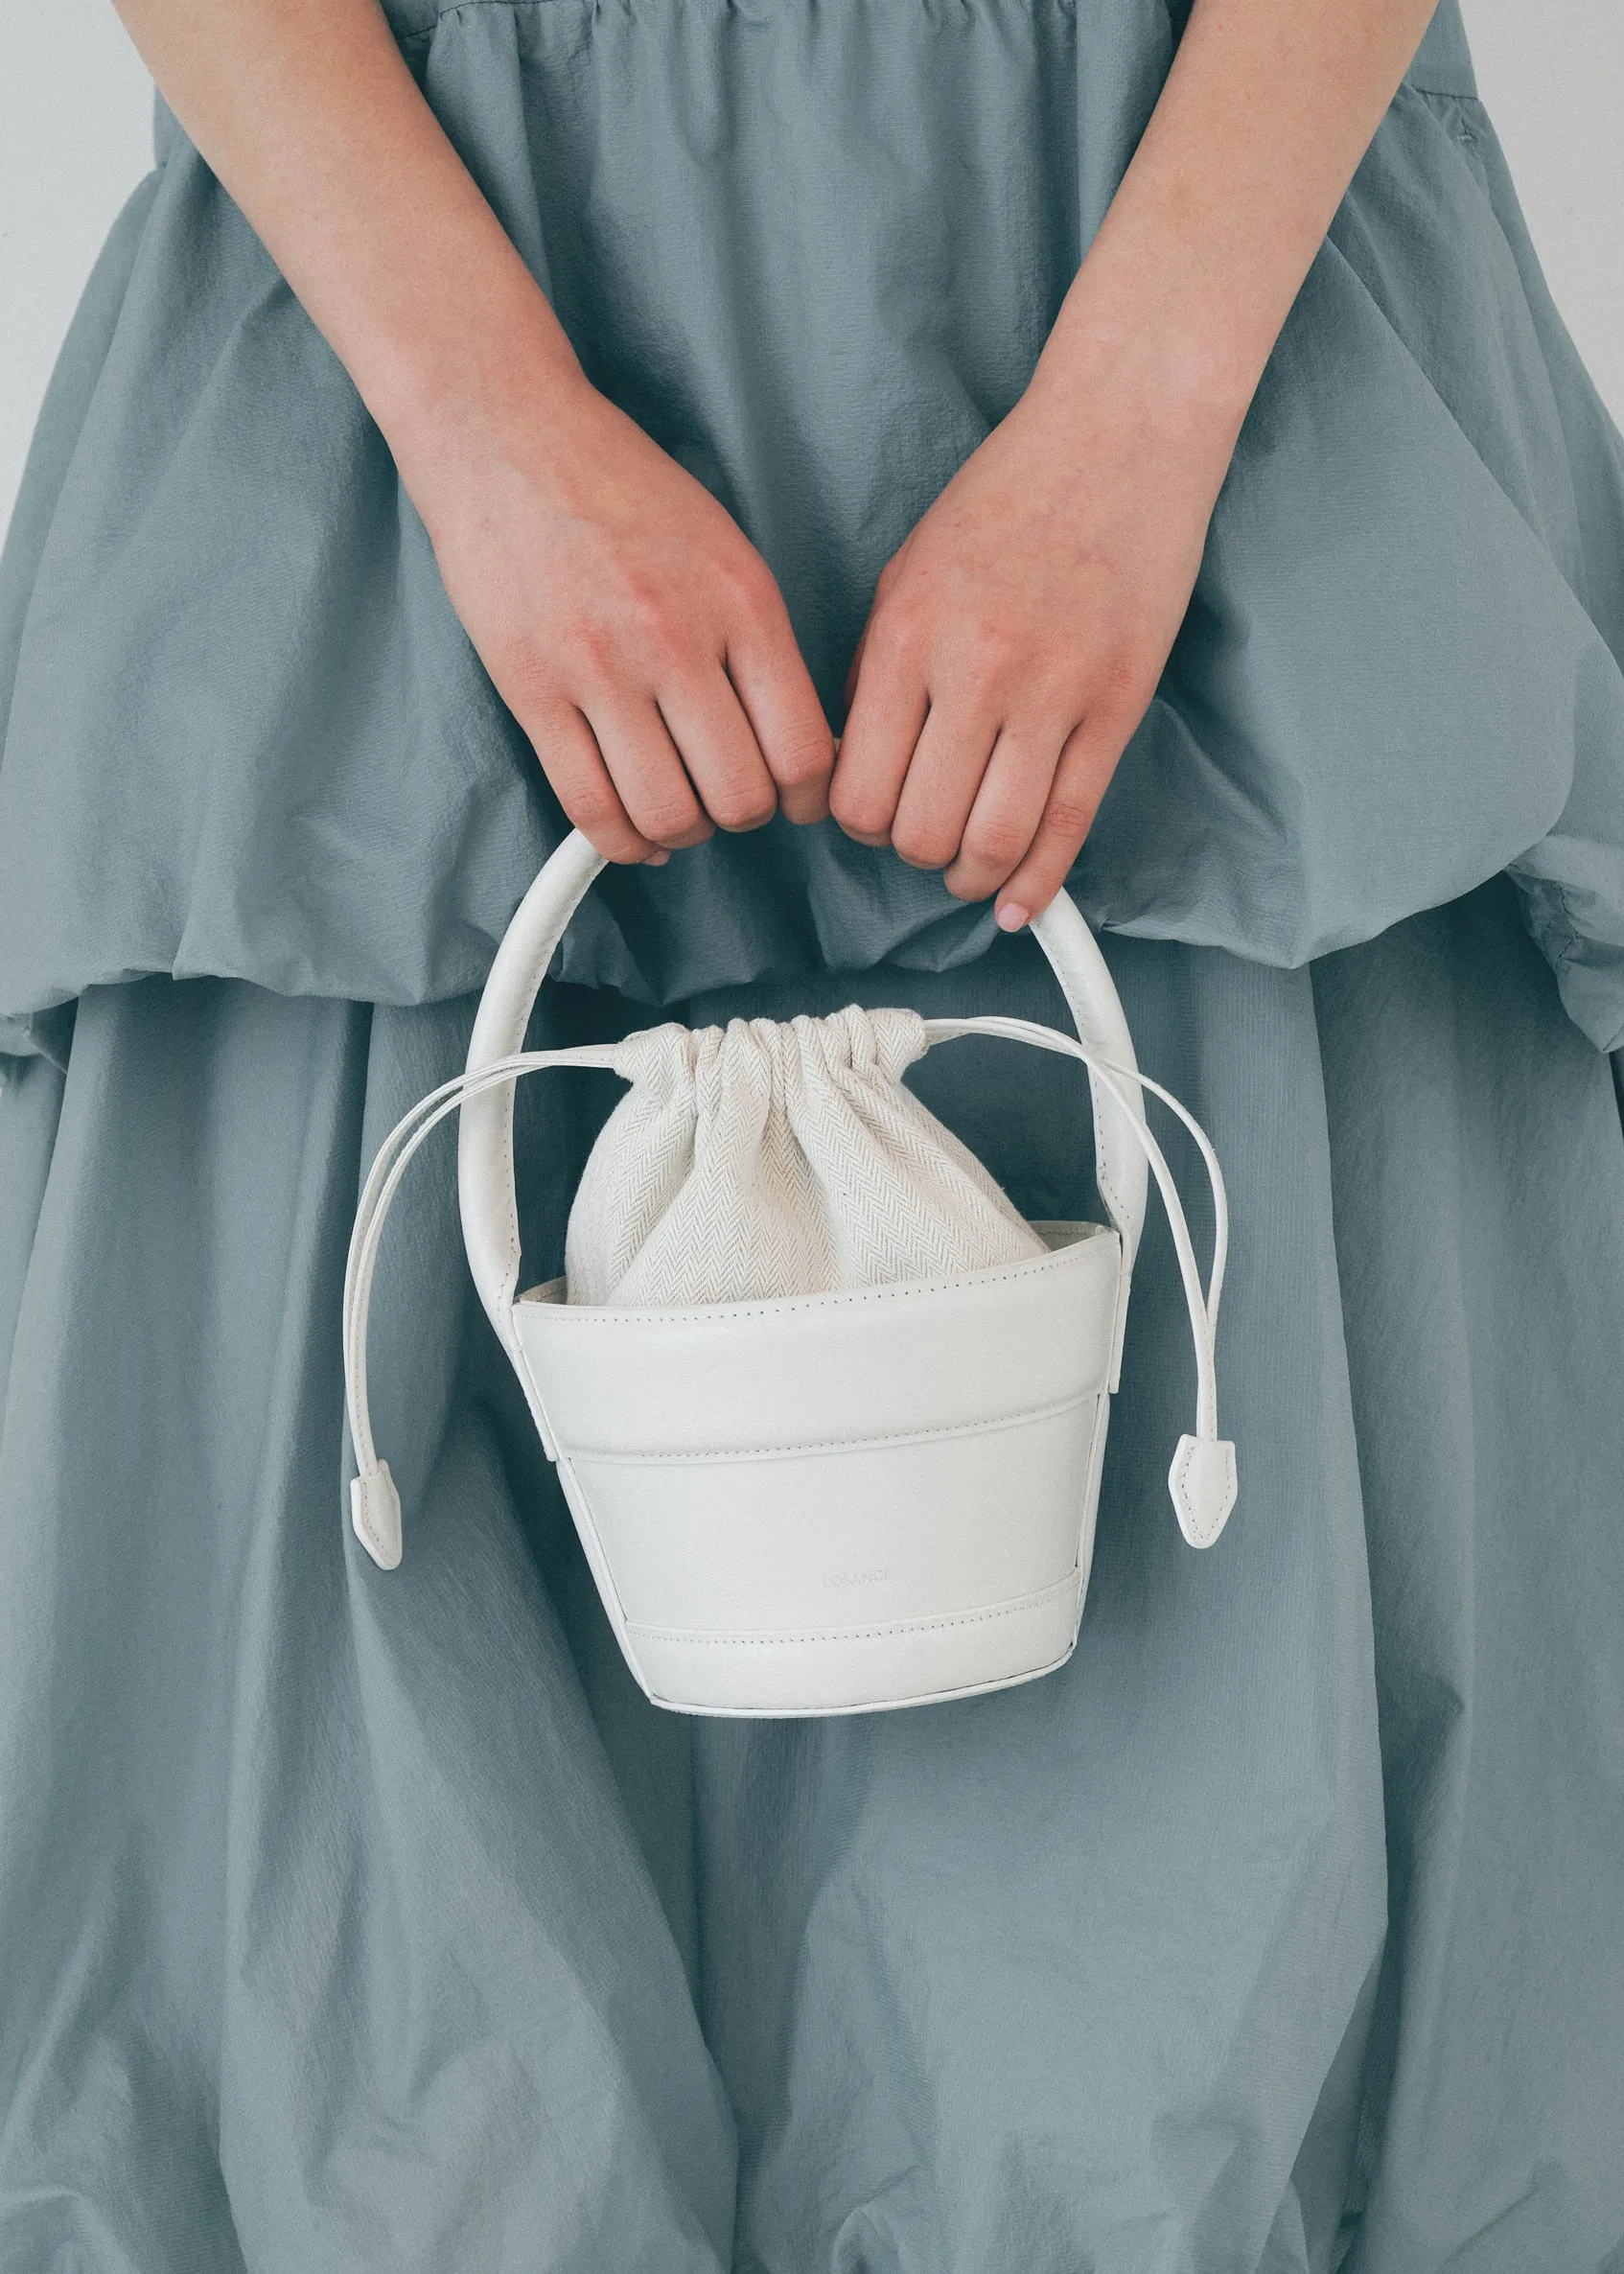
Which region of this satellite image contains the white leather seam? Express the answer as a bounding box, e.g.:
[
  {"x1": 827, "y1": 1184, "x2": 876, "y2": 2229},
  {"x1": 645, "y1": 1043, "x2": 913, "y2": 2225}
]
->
[
  {"x1": 516, "y1": 1233, "x2": 1105, "y2": 1312},
  {"x1": 498, "y1": 938, "x2": 545, "y2": 1291},
  {"x1": 643, "y1": 1642, "x2": 1080, "y2": 1714},
  {"x1": 1171, "y1": 1435, "x2": 1222, "y2": 1547},
  {"x1": 573, "y1": 1404, "x2": 1094, "y2": 1465},
  {"x1": 506, "y1": 1325, "x2": 556, "y2": 1460},
  {"x1": 565, "y1": 1390, "x2": 1096, "y2": 1465},
  {"x1": 1096, "y1": 1131, "x2": 1129, "y2": 1243},
  {"x1": 626, "y1": 1570, "x2": 1080, "y2": 1647},
  {"x1": 517, "y1": 1241, "x2": 1119, "y2": 1327}
]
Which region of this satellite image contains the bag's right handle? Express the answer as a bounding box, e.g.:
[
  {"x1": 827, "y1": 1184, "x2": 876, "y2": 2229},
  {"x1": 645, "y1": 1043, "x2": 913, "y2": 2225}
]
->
[{"x1": 1028, "y1": 888, "x2": 1148, "y2": 1267}]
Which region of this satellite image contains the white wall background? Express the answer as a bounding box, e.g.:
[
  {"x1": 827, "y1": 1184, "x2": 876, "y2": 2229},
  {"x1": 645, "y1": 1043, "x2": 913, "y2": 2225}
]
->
[{"x1": 2, "y1": 0, "x2": 1622, "y2": 533}]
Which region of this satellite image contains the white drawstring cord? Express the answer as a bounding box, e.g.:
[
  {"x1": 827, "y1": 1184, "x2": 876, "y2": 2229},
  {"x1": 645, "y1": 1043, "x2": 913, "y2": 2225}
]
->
[
  {"x1": 342, "y1": 1043, "x2": 625, "y2": 1566},
  {"x1": 342, "y1": 1019, "x2": 1237, "y2": 1567},
  {"x1": 920, "y1": 1015, "x2": 1237, "y2": 1546}
]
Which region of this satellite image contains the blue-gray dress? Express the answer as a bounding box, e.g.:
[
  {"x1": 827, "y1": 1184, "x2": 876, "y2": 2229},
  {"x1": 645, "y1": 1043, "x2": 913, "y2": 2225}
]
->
[{"x1": 1, "y1": 4, "x2": 1622, "y2": 2267}]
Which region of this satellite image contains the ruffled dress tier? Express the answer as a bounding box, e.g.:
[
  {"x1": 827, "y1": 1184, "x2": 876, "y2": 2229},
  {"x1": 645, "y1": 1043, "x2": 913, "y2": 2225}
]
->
[{"x1": 1, "y1": 2, "x2": 1622, "y2": 2267}]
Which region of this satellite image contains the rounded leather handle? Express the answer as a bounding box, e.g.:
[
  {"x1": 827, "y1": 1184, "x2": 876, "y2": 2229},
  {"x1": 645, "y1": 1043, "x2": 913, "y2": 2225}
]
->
[
  {"x1": 1028, "y1": 886, "x2": 1149, "y2": 1270},
  {"x1": 456, "y1": 831, "x2": 1148, "y2": 1344}
]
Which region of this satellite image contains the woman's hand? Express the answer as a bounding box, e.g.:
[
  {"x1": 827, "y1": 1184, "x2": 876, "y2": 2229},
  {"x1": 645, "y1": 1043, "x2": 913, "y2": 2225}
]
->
[
  {"x1": 832, "y1": 352, "x2": 1240, "y2": 927},
  {"x1": 110, "y1": 0, "x2": 833, "y2": 869},
  {"x1": 114, "y1": 0, "x2": 1436, "y2": 891},
  {"x1": 405, "y1": 366, "x2": 835, "y2": 867},
  {"x1": 833, "y1": 0, "x2": 1442, "y2": 925}
]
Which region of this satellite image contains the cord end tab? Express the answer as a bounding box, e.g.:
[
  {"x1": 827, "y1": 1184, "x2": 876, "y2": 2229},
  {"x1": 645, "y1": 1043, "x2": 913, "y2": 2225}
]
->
[
  {"x1": 350, "y1": 1463, "x2": 403, "y2": 1569},
  {"x1": 1169, "y1": 1434, "x2": 1237, "y2": 1549}
]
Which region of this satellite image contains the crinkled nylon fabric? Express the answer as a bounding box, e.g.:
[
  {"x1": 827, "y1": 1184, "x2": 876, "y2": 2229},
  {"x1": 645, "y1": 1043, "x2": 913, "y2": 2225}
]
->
[
  {"x1": 1, "y1": 2, "x2": 1623, "y2": 1044},
  {"x1": 1, "y1": 1, "x2": 1622, "y2": 2268}
]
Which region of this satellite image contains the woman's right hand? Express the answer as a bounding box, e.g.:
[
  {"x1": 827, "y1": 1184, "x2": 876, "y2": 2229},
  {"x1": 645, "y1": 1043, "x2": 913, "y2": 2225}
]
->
[
  {"x1": 400, "y1": 366, "x2": 835, "y2": 865},
  {"x1": 110, "y1": 0, "x2": 833, "y2": 869}
]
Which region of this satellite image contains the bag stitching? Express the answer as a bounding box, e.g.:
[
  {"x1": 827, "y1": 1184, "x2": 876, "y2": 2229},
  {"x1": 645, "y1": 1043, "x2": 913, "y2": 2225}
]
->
[
  {"x1": 568, "y1": 1388, "x2": 1098, "y2": 1465},
  {"x1": 513, "y1": 1231, "x2": 1118, "y2": 1327},
  {"x1": 627, "y1": 1569, "x2": 1081, "y2": 1648}
]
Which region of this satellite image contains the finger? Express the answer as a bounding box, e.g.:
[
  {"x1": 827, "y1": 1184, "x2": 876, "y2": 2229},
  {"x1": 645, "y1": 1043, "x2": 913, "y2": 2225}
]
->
[
  {"x1": 726, "y1": 609, "x2": 836, "y2": 826},
  {"x1": 840, "y1": 545, "x2": 908, "y2": 724},
  {"x1": 940, "y1": 724, "x2": 1069, "y2": 902},
  {"x1": 584, "y1": 694, "x2": 714, "y2": 850},
  {"x1": 829, "y1": 614, "x2": 930, "y2": 847},
  {"x1": 524, "y1": 700, "x2": 663, "y2": 865},
  {"x1": 888, "y1": 697, "x2": 1002, "y2": 872},
  {"x1": 840, "y1": 608, "x2": 875, "y2": 723},
  {"x1": 655, "y1": 669, "x2": 778, "y2": 833},
  {"x1": 986, "y1": 718, "x2": 1118, "y2": 927}
]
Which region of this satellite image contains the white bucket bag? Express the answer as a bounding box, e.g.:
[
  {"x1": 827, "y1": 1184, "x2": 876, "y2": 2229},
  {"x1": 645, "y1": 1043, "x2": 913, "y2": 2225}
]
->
[{"x1": 343, "y1": 829, "x2": 1238, "y2": 1718}]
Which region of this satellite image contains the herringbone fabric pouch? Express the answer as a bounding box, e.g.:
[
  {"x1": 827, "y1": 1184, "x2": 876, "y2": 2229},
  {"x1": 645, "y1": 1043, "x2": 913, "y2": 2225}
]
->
[{"x1": 564, "y1": 1004, "x2": 1045, "y2": 1307}]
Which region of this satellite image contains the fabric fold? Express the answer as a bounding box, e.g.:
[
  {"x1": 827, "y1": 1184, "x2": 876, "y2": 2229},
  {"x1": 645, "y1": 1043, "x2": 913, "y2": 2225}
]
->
[
  {"x1": 1, "y1": 1, "x2": 1621, "y2": 1046},
  {"x1": 0, "y1": 981, "x2": 737, "y2": 2271}
]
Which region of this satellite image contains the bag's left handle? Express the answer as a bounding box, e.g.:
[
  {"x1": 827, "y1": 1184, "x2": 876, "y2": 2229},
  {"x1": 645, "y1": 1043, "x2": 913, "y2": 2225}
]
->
[{"x1": 457, "y1": 831, "x2": 608, "y2": 1357}]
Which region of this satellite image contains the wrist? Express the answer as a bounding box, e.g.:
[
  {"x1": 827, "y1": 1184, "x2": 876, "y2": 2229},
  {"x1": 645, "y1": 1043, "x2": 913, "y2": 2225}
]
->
[
  {"x1": 1032, "y1": 254, "x2": 1264, "y2": 455},
  {"x1": 365, "y1": 268, "x2": 589, "y2": 495}
]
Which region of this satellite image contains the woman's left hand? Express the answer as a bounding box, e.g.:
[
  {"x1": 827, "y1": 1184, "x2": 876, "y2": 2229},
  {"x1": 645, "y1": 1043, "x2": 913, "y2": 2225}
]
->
[{"x1": 830, "y1": 350, "x2": 1241, "y2": 928}]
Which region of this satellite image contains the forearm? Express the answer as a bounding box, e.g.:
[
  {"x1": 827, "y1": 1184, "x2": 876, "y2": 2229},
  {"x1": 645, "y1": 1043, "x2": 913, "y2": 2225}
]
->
[
  {"x1": 109, "y1": 0, "x2": 582, "y2": 474},
  {"x1": 1038, "y1": 0, "x2": 1441, "y2": 429},
  {"x1": 833, "y1": 0, "x2": 1444, "y2": 916},
  {"x1": 113, "y1": 0, "x2": 836, "y2": 857},
  {"x1": 117, "y1": 0, "x2": 1434, "y2": 474}
]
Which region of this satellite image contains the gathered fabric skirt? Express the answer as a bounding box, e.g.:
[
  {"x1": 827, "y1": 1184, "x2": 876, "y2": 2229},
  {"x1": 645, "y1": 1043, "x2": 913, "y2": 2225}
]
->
[{"x1": 2, "y1": 0, "x2": 1624, "y2": 2266}]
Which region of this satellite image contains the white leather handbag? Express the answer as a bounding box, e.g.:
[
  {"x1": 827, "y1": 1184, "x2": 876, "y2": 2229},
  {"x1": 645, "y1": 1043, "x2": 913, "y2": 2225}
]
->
[{"x1": 343, "y1": 829, "x2": 1237, "y2": 1718}]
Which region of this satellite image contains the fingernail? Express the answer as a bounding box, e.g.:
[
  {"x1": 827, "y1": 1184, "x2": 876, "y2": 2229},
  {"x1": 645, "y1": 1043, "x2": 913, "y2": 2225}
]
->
[
  {"x1": 995, "y1": 900, "x2": 1030, "y2": 932},
  {"x1": 644, "y1": 848, "x2": 670, "y2": 867}
]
